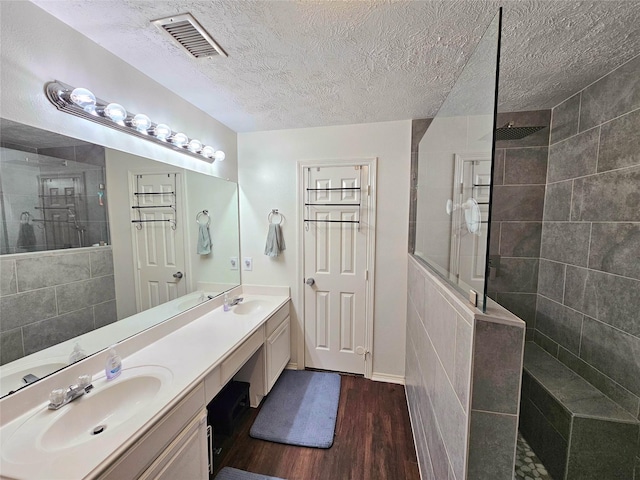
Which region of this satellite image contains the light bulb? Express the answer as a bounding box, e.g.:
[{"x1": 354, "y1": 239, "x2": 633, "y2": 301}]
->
[
  {"x1": 153, "y1": 124, "x2": 172, "y2": 141},
  {"x1": 200, "y1": 146, "x2": 215, "y2": 159},
  {"x1": 171, "y1": 132, "x2": 188, "y2": 148},
  {"x1": 69, "y1": 87, "x2": 96, "y2": 113},
  {"x1": 104, "y1": 103, "x2": 127, "y2": 124},
  {"x1": 187, "y1": 139, "x2": 203, "y2": 153},
  {"x1": 213, "y1": 150, "x2": 226, "y2": 161},
  {"x1": 131, "y1": 114, "x2": 152, "y2": 133}
]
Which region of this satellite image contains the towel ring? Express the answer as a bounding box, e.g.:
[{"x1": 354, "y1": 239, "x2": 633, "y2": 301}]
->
[
  {"x1": 268, "y1": 209, "x2": 284, "y2": 225},
  {"x1": 196, "y1": 210, "x2": 211, "y2": 227}
]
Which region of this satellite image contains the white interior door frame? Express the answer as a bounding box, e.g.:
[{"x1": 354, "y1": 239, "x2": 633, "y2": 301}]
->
[{"x1": 296, "y1": 157, "x2": 377, "y2": 379}]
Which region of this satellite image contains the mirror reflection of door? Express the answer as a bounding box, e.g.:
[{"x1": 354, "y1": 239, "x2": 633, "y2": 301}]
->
[
  {"x1": 131, "y1": 172, "x2": 186, "y2": 311},
  {"x1": 303, "y1": 164, "x2": 371, "y2": 375},
  {"x1": 450, "y1": 153, "x2": 490, "y2": 293}
]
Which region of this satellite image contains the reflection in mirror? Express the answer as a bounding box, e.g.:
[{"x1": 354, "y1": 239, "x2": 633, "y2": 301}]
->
[
  {"x1": 413, "y1": 10, "x2": 501, "y2": 312},
  {"x1": 0, "y1": 119, "x2": 109, "y2": 253},
  {"x1": 0, "y1": 119, "x2": 240, "y2": 397}
]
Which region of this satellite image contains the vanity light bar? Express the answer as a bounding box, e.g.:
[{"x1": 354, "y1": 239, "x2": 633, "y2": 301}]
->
[{"x1": 44, "y1": 80, "x2": 225, "y2": 163}]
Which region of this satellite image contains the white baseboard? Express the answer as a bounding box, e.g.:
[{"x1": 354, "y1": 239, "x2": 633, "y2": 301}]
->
[
  {"x1": 286, "y1": 362, "x2": 298, "y2": 370},
  {"x1": 371, "y1": 372, "x2": 405, "y2": 385}
]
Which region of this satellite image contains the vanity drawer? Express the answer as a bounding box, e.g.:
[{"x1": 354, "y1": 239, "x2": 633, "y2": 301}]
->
[
  {"x1": 220, "y1": 328, "x2": 264, "y2": 384},
  {"x1": 265, "y1": 302, "x2": 290, "y2": 338},
  {"x1": 98, "y1": 383, "x2": 206, "y2": 480}
]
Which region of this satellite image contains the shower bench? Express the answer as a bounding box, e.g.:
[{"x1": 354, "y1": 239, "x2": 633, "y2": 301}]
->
[{"x1": 519, "y1": 342, "x2": 639, "y2": 480}]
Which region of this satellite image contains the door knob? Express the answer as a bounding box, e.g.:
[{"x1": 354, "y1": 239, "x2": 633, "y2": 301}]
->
[
  {"x1": 173, "y1": 271, "x2": 183, "y2": 279},
  {"x1": 305, "y1": 277, "x2": 315, "y2": 286}
]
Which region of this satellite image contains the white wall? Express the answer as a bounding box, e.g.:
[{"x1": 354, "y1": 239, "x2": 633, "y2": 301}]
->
[
  {"x1": 0, "y1": 1, "x2": 237, "y2": 181},
  {"x1": 238, "y1": 120, "x2": 412, "y2": 378}
]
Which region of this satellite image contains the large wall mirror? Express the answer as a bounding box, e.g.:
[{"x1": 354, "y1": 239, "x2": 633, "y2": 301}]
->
[{"x1": 0, "y1": 118, "x2": 241, "y2": 397}]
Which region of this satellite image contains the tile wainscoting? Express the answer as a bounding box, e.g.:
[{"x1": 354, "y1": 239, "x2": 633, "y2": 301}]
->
[
  {"x1": 0, "y1": 246, "x2": 116, "y2": 364},
  {"x1": 405, "y1": 255, "x2": 525, "y2": 480}
]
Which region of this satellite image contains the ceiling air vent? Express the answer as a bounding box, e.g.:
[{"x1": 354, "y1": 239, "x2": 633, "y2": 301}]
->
[{"x1": 151, "y1": 13, "x2": 227, "y2": 59}]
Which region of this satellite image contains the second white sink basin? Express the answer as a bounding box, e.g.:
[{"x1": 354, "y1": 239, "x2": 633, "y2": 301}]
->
[
  {"x1": 2, "y1": 365, "x2": 172, "y2": 464},
  {"x1": 231, "y1": 299, "x2": 272, "y2": 315}
]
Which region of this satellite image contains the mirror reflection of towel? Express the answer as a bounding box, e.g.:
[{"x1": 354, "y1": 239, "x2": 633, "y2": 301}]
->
[
  {"x1": 197, "y1": 224, "x2": 211, "y2": 255},
  {"x1": 17, "y1": 223, "x2": 36, "y2": 251},
  {"x1": 264, "y1": 223, "x2": 285, "y2": 257}
]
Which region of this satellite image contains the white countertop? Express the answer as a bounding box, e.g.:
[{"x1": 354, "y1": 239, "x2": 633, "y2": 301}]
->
[{"x1": 0, "y1": 287, "x2": 289, "y2": 480}]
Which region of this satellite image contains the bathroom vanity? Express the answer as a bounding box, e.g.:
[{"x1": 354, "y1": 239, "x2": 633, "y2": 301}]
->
[{"x1": 0, "y1": 286, "x2": 290, "y2": 480}]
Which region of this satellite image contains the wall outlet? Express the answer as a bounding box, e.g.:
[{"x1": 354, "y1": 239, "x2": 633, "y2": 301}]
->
[
  {"x1": 230, "y1": 257, "x2": 238, "y2": 270},
  {"x1": 243, "y1": 257, "x2": 253, "y2": 271}
]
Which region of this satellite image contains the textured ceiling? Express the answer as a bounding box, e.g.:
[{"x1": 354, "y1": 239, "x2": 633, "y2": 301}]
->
[{"x1": 31, "y1": 0, "x2": 640, "y2": 133}]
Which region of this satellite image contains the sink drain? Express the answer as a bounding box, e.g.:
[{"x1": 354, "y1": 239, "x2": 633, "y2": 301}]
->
[{"x1": 91, "y1": 425, "x2": 107, "y2": 435}]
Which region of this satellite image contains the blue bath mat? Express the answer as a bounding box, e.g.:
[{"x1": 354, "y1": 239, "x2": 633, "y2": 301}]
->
[
  {"x1": 215, "y1": 467, "x2": 286, "y2": 480},
  {"x1": 249, "y1": 369, "x2": 341, "y2": 448}
]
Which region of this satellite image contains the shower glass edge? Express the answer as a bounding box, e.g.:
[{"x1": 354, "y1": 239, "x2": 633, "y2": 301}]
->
[{"x1": 412, "y1": 9, "x2": 502, "y2": 312}]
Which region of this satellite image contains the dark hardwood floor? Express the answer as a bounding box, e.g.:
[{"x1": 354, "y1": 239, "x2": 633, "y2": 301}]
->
[{"x1": 215, "y1": 374, "x2": 420, "y2": 480}]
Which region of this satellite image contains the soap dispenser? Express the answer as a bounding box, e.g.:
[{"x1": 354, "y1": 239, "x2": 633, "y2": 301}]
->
[
  {"x1": 105, "y1": 345, "x2": 122, "y2": 380},
  {"x1": 223, "y1": 292, "x2": 230, "y2": 312}
]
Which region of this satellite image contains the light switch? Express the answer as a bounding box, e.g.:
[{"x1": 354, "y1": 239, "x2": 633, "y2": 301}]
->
[
  {"x1": 230, "y1": 257, "x2": 238, "y2": 270},
  {"x1": 243, "y1": 257, "x2": 253, "y2": 271}
]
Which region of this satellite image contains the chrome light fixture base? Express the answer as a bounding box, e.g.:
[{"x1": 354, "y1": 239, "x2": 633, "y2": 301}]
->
[{"x1": 44, "y1": 80, "x2": 224, "y2": 163}]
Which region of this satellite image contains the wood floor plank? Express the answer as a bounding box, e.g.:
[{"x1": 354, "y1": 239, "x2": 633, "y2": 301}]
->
[{"x1": 215, "y1": 374, "x2": 420, "y2": 480}]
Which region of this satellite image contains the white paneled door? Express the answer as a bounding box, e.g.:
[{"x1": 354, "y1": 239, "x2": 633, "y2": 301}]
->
[
  {"x1": 303, "y1": 164, "x2": 372, "y2": 375},
  {"x1": 131, "y1": 172, "x2": 186, "y2": 311}
]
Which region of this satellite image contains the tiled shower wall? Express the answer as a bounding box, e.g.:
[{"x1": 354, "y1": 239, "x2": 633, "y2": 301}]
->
[
  {"x1": 533, "y1": 53, "x2": 640, "y2": 471},
  {"x1": 406, "y1": 256, "x2": 525, "y2": 480},
  {"x1": 0, "y1": 247, "x2": 117, "y2": 365},
  {"x1": 406, "y1": 256, "x2": 474, "y2": 480},
  {"x1": 488, "y1": 110, "x2": 550, "y2": 340}
]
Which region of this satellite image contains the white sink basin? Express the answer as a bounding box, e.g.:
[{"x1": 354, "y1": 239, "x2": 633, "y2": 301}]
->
[
  {"x1": 231, "y1": 299, "x2": 272, "y2": 315},
  {"x1": 2, "y1": 366, "x2": 172, "y2": 464}
]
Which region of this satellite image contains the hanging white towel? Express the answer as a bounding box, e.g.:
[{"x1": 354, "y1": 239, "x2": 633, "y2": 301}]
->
[
  {"x1": 197, "y1": 223, "x2": 212, "y2": 255},
  {"x1": 264, "y1": 223, "x2": 286, "y2": 257}
]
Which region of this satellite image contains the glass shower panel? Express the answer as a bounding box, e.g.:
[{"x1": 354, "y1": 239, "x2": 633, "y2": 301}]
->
[{"x1": 413, "y1": 10, "x2": 501, "y2": 311}]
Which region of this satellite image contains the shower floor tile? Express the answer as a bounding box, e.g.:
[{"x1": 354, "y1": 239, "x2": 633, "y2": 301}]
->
[{"x1": 514, "y1": 432, "x2": 553, "y2": 480}]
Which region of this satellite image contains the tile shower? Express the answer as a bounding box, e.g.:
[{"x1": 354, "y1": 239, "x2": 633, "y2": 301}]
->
[
  {"x1": 494, "y1": 54, "x2": 640, "y2": 478},
  {"x1": 529, "y1": 53, "x2": 640, "y2": 479},
  {"x1": 408, "y1": 52, "x2": 640, "y2": 479}
]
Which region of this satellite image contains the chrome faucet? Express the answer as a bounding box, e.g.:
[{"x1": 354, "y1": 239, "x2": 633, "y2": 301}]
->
[
  {"x1": 229, "y1": 297, "x2": 244, "y2": 306},
  {"x1": 48, "y1": 375, "x2": 93, "y2": 410}
]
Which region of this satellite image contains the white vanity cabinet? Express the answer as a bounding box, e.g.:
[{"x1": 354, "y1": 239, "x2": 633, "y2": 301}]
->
[
  {"x1": 97, "y1": 384, "x2": 209, "y2": 480},
  {"x1": 97, "y1": 301, "x2": 291, "y2": 480},
  {"x1": 265, "y1": 304, "x2": 291, "y2": 392},
  {"x1": 0, "y1": 292, "x2": 293, "y2": 480},
  {"x1": 138, "y1": 410, "x2": 209, "y2": 480}
]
